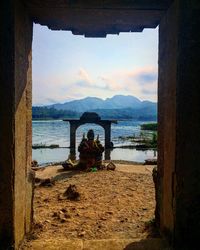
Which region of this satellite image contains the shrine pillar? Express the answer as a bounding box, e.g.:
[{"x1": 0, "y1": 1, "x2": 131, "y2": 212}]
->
[
  {"x1": 69, "y1": 122, "x2": 78, "y2": 149},
  {"x1": 104, "y1": 123, "x2": 111, "y2": 149}
]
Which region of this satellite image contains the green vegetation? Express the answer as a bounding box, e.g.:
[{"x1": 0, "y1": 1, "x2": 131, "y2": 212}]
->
[
  {"x1": 149, "y1": 132, "x2": 157, "y2": 148},
  {"x1": 141, "y1": 123, "x2": 157, "y2": 131},
  {"x1": 32, "y1": 105, "x2": 157, "y2": 120},
  {"x1": 91, "y1": 107, "x2": 157, "y2": 120},
  {"x1": 32, "y1": 107, "x2": 80, "y2": 120},
  {"x1": 118, "y1": 131, "x2": 157, "y2": 149}
]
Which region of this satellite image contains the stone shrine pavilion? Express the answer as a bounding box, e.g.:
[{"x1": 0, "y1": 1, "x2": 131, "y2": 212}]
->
[{"x1": 63, "y1": 112, "x2": 117, "y2": 150}]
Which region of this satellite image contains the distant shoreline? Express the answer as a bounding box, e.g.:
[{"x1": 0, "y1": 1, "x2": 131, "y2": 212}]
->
[{"x1": 32, "y1": 118, "x2": 157, "y2": 121}]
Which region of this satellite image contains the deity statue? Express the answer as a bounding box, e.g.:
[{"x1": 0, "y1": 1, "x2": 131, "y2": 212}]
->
[{"x1": 77, "y1": 129, "x2": 104, "y2": 170}]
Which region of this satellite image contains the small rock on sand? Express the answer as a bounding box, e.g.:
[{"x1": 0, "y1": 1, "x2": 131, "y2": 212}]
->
[
  {"x1": 63, "y1": 184, "x2": 81, "y2": 201},
  {"x1": 39, "y1": 178, "x2": 55, "y2": 187},
  {"x1": 106, "y1": 162, "x2": 116, "y2": 171}
]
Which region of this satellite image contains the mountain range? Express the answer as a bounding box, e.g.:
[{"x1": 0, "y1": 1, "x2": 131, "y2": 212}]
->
[
  {"x1": 49, "y1": 95, "x2": 155, "y2": 112},
  {"x1": 33, "y1": 95, "x2": 157, "y2": 120}
]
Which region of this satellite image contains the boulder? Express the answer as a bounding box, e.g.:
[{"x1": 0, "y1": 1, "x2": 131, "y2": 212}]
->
[{"x1": 106, "y1": 162, "x2": 116, "y2": 171}]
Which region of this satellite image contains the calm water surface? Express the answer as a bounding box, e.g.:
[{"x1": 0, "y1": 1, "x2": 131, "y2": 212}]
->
[{"x1": 32, "y1": 120, "x2": 157, "y2": 165}]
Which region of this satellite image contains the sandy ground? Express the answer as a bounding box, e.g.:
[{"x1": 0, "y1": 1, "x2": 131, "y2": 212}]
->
[{"x1": 25, "y1": 162, "x2": 157, "y2": 247}]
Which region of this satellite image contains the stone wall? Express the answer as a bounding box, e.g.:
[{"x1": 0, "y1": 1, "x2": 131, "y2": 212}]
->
[
  {"x1": 0, "y1": 0, "x2": 33, "y2": 248},
  {"x1": 158, "y1": 0, "x2": 200, "y2": 248},
  {"x1": 15, "y1": 0, "x2": 33, "y2": 245},
  {"x1": 158, "y1": 0, "x2": 178, "y2": 239},
  {"x1": 0, "y1": 1, "x2": 15, "y2": 248},
  {"x1": 175, "y1": 1, "x2": 200, "y2": 249},
  {"x1": 0, "y1": 0, "x2": 200, "y2": 249}
]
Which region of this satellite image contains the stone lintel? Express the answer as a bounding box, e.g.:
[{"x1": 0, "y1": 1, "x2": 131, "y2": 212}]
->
[
  {"x1": 25, "y1": 0, "x2": 173, "y2": 10},
  {"x1": 25, "y1": 1, "x2": 173, "y2": 37}
]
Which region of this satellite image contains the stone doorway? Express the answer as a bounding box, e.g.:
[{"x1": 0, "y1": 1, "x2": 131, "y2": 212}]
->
[{"x1": 29, "y1": 26, "x2": 158, "y2": 248}]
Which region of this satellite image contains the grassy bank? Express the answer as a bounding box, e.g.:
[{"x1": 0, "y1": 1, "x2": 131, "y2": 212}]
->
[
  {"x1": 141, "y1": 123, "x2": 157, "y2": 131},
  {"x1": 118, "y1": 123, "x2": 157, "y2": 149}
]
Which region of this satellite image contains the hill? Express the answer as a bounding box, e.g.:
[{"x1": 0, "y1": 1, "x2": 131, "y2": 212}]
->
[
  {"x1": 33, "y1": 95, "x2": 157, "y2": 120},
  {"x1": 49, "y1": 95, "x2": 154, "y2": 112},
  {"x1": 90, "y1": 106, "x2": 157, "y2": 120}
]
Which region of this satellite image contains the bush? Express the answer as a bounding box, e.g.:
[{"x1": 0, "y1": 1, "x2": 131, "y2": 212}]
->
[{"x1": 141, "y1": 123, "x2": 157, "y2": 131}]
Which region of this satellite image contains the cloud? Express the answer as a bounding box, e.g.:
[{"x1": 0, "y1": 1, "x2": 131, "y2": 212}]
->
[
  {"x1": 75, "y1": 80, "x2": 91, "y2": 88},
  {"x1": 45, "y1": 98, "x2": 59, "y2": 104},
  {"x1": 141, "y1": 88, "x2": 157, "y2": 95},
  {"x1": 100, "y1": 67, "x2": 157, "y2": 88},
  {"x1": 135, "y1": 72, "x2": 157, "y2": 85},
  {"x1": 75, "y1": 68, "x2": 109, "y2": 90},
  {"x1": 97, "y1": 67, "x2": 158, "y2": 101},
  {"x1": 33, "y1": 66, "x2": 158, "y2": 105},
  {"x1": 99, "y1": 76, "x2": 121, "y2": 91},
  {"x1": 78, "y1": 68, "x2": 92, "y2": 84},
  {"x1": 127, "y1": 68, "x2": 157, "y2": 83}
]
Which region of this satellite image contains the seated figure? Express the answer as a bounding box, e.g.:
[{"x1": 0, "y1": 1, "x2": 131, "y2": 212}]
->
[{"x1": 78, "y1": 129, "x2": 104, "y2": 170}]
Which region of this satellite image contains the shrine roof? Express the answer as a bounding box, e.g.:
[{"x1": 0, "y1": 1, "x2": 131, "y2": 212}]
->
[{"x1": 63, "y1": 112, "x2": 117, "y2": 123}]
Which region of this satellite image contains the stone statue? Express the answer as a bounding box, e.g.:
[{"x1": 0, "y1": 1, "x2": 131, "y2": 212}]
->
[{"x1": 77, "y1": 129, "x2": 104, "y2": 170}]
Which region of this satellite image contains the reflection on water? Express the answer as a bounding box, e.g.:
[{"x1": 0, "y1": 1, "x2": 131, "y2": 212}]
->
[{"x1": 33, "y1": 147, "x2": 157, "y2": 165}]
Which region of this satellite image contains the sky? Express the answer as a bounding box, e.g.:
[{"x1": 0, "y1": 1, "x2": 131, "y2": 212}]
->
[{"x1": 32, "y1": 24, "x2": 158, "y2": 106}]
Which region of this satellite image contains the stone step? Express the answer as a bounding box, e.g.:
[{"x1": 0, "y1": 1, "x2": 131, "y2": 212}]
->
[{"x1": 29, "y1": 238, "x2": 170, "y2": 250}]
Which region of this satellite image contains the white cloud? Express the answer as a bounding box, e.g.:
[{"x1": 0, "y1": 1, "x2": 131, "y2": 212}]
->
[
  {"x1": 33, "y1": 66, "x2": 158, "y2": 105},
  {"x1": 78, "y1": 68, "x2": 93, "y2": 84},
  {"x1": 97, "y1": 67, "x2": 157, "y2": 101}
]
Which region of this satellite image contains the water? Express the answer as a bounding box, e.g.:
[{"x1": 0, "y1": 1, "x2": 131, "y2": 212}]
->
[{"x1": 32, "y1": 120, "x2": 157, "y2": 165}]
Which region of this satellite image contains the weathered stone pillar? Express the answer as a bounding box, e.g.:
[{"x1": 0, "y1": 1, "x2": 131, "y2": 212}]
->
[
  {"x1": 0, "y1": 0, "x2": 33, "y2": 249},
  {"x1": 158, "y1": 1, "x2": 200, "y2": 248},
  {"x1": 104, "y1": 123, "x2": 111, "y2": 149},
  {"x1": 158, "y1": 0, "x2": 178, "y2": 238},
  {"x1": 70, "y1": 122, "x2": 77, "y2": 149}
]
